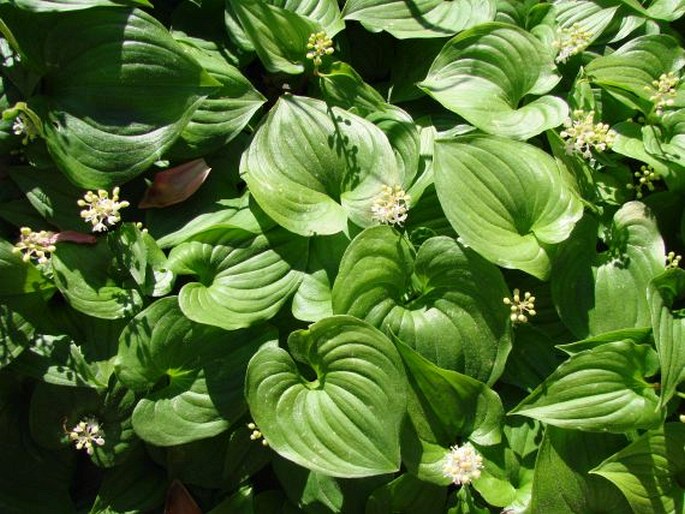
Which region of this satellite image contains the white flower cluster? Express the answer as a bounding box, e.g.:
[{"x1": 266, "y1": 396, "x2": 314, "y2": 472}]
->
[
  {"x1": 554, "y1": 23, "x2": 592, "y2": 63},
  {"x1": 78, "y1": 187, "x2": 129, "y2": 232},
  {"x1": 68, "y1": 417, "x2": 105, "y2": 455},
  {"x1": 560, "y1": 110, "x2": 616, "y2": 160},
  {"x1": 647, "y1": 72, "x2": 679, "y2": 116},
  {"x1": 503, "y1": 288, "x2": 536, "y2": 324},
  {"x1": 12, "y1": 227, "x2": 57, "y2": 264},
  {"x1": 666, "y1": 251, "x2": 682, "y2": 269},
  {"x1": 371, "y1": 185, "x2": 411, "y2": 226},
  {"x1": 306, "y1": 31, "x2": 334, "y2": 68},
  {"x1": 247, "y1": 422, "x2": 268, "y2": 446},
  {"x1": 627, "y1": 165, "x2": 660, "y2": 199},
  {"x1": 442, "y1": 442, "x2": 484, "y2": 486}
]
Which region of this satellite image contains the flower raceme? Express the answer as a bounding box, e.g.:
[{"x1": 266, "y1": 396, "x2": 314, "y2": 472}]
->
[
  {"x1": 67, "y1": 417, "x2": 105, "y2": 455},
  {"x1": 371, "y1": 185, "x2": 411, "y2": 226},
  {"x1": 78, "y1": 187, "x2": 130, "y2": 232},
  {"x1": 554, "y1": 23, "x2": 592, "y2": 63},
  {"x1": 442, "y1": 442, "x2": 484, "y2": 486},
  {"x1": 559, "y1": 110, "x2": 616, "y2": 160},
  {"x1": 503, "y1": 288, "x2": 536, "y2": 324},
  {"x1": 647, "y1": 72, "x2": 679, "y2": 116},
  {"x1": 305, "y1": 31, "x2": 334, "y2": 68},
  {"x1": 13, "y1": 227, "x2": 57, "y2": 264}
]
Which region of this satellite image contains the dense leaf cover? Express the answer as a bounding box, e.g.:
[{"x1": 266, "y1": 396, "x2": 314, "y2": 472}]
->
[{"x1": 0, "y1": 0, "x2": 684, "y2": 512}]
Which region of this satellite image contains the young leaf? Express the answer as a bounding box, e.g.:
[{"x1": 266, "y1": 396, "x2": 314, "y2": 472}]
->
[
  {"x1": 419, "y1": 23, "x2": 568, "y2": 140},
  {"x1": 245, "y1": 315, "x2": 407, "y2": 477},
  {"x1": 511, "y1": 340, "x2": 662, "y2": 432},
  {"x1": 434, "y1": 135, "x2": 583, "y2": 280}
]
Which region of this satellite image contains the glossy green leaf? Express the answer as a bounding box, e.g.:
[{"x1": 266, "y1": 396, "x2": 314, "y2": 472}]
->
[
  {"x1": 511, "y1": 340, "x2": 661, "y2": 432},
  {"x1": 0, "y1": 304, "x2": 32, "y2": 368},
  {"x1": 5, "y1": 0, "x2": 151, "y2": 11},
  {"x1": 366, "y1": 473, "x2": 446, "y2": 514},
  {"x1": 552, "y1": 202, "x2": 665, "y2": 338},
  {"x1": 228, "y1": 0, "x2": 319, "y2": 74},
  {"x1": 3, "y1": 7, "x2": 219, "y2": 188},
  {"x1": 342, "y1": 0, "x2": 496, "y2": 39},
  {"x1": 273, "y1": 0, "x2": 344, "y2": 35},
  {"x1": 0, "y1": 238, "x2": 55, "y2": 297},
  {"x1": 168, "y1": 226, "x2": 307, "y2": 330},
  {"x1": 554, "y1": 0, "x2": 619, "y2": 47},
  {"x1": 419, "y1": 23, "x2": 567, "y2": 140},
  {"x1": 648, "y1": 269, "x2": 685, "y2": 407},
  {"x1": 245, "y1": 315, "x2": 407, "y2": 477},
  {"x1": 586, "y1": 34, "x2": 685, "y2": 112},
  {"x1": 332, "y1": 226, "x2": 512, "y2": 383},
  {"x1": 115, "y1": 297, "x2": 277, "y2": 445},
  {"x1": 646, "y1": 0, "x2": 685, "y2": 21},
  {"x1": 434, "y1": 135, "x2": 583, "y2": 280},
  {"x1": 397, "y1": 341, "x2": 503, "y2": 447},
  {"x1": 172, "y1": 40, "x2": 266, "y2": 157},
  {"x1": 52, "y1": 238, "x2": 143, "y2": 320},
  {"x1": 591, "y1": 423, "x2": 685, "y2": 514},
  {"x1": 530, "y1": 427, "x2": 633, "y2": 514},
  {"x1": 240, "y1": 95, "x2": 402, "y2": 236}
]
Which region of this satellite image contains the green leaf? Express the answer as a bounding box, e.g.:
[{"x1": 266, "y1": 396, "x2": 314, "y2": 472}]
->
[
  {"x1": 228, "y1": 0, "x2": 319, "y2": 74},
  {"x1": 240, "y1": 95, "x2": 402, "y2": 236},
  {"x1": 0, "y1": 303, "x2": 32, "y2": 368},
  {"x1": 419, "y1": 23, "x2": 568, "y2": 140},
  {"x1": 552, "y1": 202, "x2": 665, "y2": 338},
  {"x1": 0, "y1": 237, "x2": 55, "y2": 297},
  {"x1": 648, "y1": 269, "x2": 685, "y2": 407},
  {"x1": 6, "y1": 0, "x2": 151, "y2": 11},
  {"x1": 168, "y1": 226, "x2": 307, "y2": 330},
  {"x1": 89, "y1": 446, "x2": 167, "y2": 514},
  {"x1": 591, "y1": 423, "x2": 685, "y2": 514},
  {"x1": 245, "y1": 315, "x2": 407, "y2": 477},
  {"x1": 332, "y1": 226, "x2": 512, "y2": 383},
  {"x1": 52, "y1": 238, "x2": 143, "y2": 320},
  {"x1": 646, "y1": 0, "x2": 685, "y2": 21},
  {"x1": 4, "y1": 7, "x2": 219, "y2": 188},
  {"x1": 434, "y1": 135, "x2": 583, "y2": 280},
  {"x1": 511, "y1": 340, "x2": 662, "y2": 432},
  {"x1": 272, "y1": 0, "x2": 344, "y2": 35},
  {"x1": 115, "y1": 297, "x2": 277, "y2": 445},
  {"x1": 529, "y1": 427, "x2": 633, "y2": 514},
  {"x1": 586, "y1": 34, "x2": 685, "y2": 112},
  {"x1": 366, "y1": 473, "x2": 447, "y2": 514},
  {"x1": 171, "y1": 39, "x2": 266, "y2": 158},
  {"x1": 342, "y1": 0, "x2": 496, "y2": 39},
  {"x1": 397, "y1": 342, "x2": 503, "y2": 447}
]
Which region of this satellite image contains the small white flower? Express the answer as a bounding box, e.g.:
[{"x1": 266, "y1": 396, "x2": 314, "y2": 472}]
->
[
  {"x1": 559, "y1": 110, "x2": 616, "y2": 160},
  {"x1": 627, "y1": 165, "x2": 660, "y2": 199},
  {"x1": 247, "y1": 422, "x2": 268, "y2": 447},
  {"x1": 371, "y1": 185, "x2": 411, "y2": 226},
  {"x1": 666, "y1": 251, "x2": 682, "y2": 269},
  {"x1": 554, "y1": 23, "x2": 592, "y2": 63},
  {"x1": 67, "y1": 417, "x2": 105, "y2": 455},
  {"x1": 11, "y1": 113, "x2": 39, "y2": 145},
  {"x1": 503, "y1": 288, "x2": 536, "y2": 324},
  {"x1": 12, "y1": 227, "x2": 57, "y2": 264},
  {"x1": 306, "y1": 31, "x2": 334, "y2": 68},
  {"x1": 647, "y1": 72, "x2": 679, "y2": 116},
  {"x1": 78, "y1": 187, "x2": 129, "y2": 232},
  {"x1": 442, "y1": 442, "x2": 483, "y2": 486}
]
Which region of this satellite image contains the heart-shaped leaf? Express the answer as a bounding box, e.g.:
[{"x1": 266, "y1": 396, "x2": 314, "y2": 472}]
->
[
  {"x1": 552, "y1": 202, "x2": 665, "y2": 338},
  {"x1": 168, "y1": 226, "x2": 307, "y2": 330},
  {"x1": 332, "y1": 226, "x2": 511, "y2": 384},
  {"x1": 245, "y1": 315, "x2": 407, "y2": 477},
  {"x1": 240, "y1": 95, "x2": 402, "y2": 236},
  {"x1": 591, "y1": 423, "x2": 685, "y2": 514},
  {"x1": 115, "y1": 297, "x2": 276, "y2": 445},
  {"x1": 419, "y1": 23, "x2": 567, "y2": 140},
  {"x1": 648, "y1": 269, "x2": 685, "y2": 407},
  {"x1": 3, "y1": 7, "x2": 219, "y2": 188},
  {"x1": 434, "y1": 135, "x2": 583, "y2": 280},
  {"x1": 342, "y1": 0, "x2": 496, "y2": 39},
  {"x1": 511, "y1": 340, "x2": 662, "y2": 432}
]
